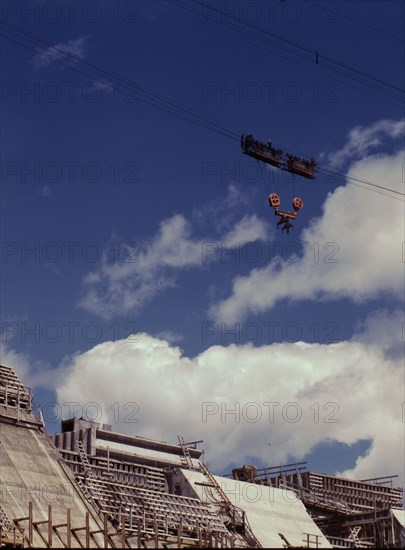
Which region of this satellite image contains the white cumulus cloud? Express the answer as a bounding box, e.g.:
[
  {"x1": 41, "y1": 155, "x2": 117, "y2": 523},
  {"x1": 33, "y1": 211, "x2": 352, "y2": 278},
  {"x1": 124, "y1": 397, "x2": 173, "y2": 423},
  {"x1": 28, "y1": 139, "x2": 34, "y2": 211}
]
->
[{"x1": 79, "y1": 187, "x2": 269, "y2": 320}]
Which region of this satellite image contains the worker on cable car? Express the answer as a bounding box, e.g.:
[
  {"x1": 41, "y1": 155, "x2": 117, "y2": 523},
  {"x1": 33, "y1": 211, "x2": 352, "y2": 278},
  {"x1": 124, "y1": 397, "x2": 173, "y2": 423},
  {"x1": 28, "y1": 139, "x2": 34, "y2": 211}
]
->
[{"x1": 243, "y1": 134, "x2": 254, "y2": 152}]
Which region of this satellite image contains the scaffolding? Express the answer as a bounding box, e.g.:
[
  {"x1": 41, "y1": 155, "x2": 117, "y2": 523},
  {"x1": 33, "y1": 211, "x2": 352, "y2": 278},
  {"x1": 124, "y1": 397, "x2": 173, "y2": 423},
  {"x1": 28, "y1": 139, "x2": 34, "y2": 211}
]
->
[
  {"x1": 54, "y1": 430, "x2": 234, "y2": 547},
  {"x1": 229, "y1": 464, "x2": 403, "y2": 548},
  {"x1": 1, "y1": 363, "x2": 403, "y2": 549}
]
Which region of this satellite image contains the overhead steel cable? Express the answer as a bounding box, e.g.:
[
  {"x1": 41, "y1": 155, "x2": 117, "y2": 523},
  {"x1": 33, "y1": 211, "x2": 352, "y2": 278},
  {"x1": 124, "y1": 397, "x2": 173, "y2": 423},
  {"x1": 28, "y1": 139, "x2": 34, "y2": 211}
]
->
[
  {"x1": 188, "y1": 0, "x2": 403, "y2": 96},
  {"x1": 316, "y1": 167, "x2": 405, "y2": 199},
  {"x1": 329, "y1": 180, "x2": 404, "y2": 202},
  {"x1": 317, "y1": 52, "x2": 403, "y2": 94},
  {"x1": 0, "y1": 21, "x2": 241, "y2": 142},
  {"x1": 167, "y1": 1, "x2": 404, "y2": 108},
  {"x1": 301, "y1": 0, "x2": 404, "y2": 43},
  {"x1": 1, "y1": 31, "x2": 235, "y2": 142},
  {"x1": 170, "y1": 0, "x2": 404, "y2": 105},
  {"x1": 1, "y1": 22, "x2": 403, "y2": 200}
]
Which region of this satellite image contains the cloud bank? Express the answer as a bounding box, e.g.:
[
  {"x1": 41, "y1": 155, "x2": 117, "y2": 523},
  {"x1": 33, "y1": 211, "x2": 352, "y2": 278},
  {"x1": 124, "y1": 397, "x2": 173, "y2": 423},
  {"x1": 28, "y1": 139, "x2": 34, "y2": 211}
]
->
[{"x1": 55, "y1": 310, "x2": 403, "y2": 482}]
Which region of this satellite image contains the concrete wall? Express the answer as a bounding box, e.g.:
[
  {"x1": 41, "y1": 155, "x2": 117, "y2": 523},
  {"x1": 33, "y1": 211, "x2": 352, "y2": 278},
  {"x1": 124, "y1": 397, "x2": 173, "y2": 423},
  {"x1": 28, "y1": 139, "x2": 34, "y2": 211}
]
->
[
  {"x1": 0, "y1": 415, "x2": 106, "y2": 548},
  {"x1": 176, "y1": 469, "x2": 333, "y2": 548}
]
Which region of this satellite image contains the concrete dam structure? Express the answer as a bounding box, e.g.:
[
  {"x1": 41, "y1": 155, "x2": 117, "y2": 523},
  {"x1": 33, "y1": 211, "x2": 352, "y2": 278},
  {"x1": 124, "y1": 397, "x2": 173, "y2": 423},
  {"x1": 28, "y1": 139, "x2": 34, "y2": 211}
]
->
[{"x1": 0, "y1": 363, "x2": 403, "y2": 548}]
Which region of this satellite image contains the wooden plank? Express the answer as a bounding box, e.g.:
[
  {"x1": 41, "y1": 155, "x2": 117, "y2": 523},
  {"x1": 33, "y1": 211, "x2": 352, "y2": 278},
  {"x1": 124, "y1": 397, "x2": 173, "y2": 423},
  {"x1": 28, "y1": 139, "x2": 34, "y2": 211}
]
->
[
  {"x1": 154, "y1": 513, "x2": 158, "y2": 548},
  {"x1": 48, "y1": 505, "x2": 52, "y2": 548},
  {"x1": 177, "y1": 517, "x2": 182, "y2": 547},
  {"x1": 85, "y1": 512, "x2": 90, "y2": 549},
  {"x1": 67, "y1": 508, "x2": 71, "y2": 549},
  {"x1": 121, "y1": 516, "x2": 126, "y2": 549},
  {"x1": 103, "y1": 514, "x2": 109, "y2": 549},
  {"x1": 137, "y1": 519, "x2": 142, "y2": 548},
  {"x1": 28, "y1": 501, "x2": 33, "y2": 548}
]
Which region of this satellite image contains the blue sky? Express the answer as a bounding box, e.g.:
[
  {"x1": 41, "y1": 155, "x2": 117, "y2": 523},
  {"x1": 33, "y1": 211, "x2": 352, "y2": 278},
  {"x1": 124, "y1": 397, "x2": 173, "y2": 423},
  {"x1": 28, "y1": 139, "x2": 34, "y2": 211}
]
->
[{"x1": 1, "y1": 0, "x2": 404, "y2": 482}]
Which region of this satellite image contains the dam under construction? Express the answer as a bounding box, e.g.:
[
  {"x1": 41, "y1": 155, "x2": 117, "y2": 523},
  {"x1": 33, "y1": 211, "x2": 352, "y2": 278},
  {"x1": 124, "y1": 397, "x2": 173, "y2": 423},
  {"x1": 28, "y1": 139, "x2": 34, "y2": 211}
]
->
[{"x1": 0, "y1": 363, "x2": 403, "y2": 549}]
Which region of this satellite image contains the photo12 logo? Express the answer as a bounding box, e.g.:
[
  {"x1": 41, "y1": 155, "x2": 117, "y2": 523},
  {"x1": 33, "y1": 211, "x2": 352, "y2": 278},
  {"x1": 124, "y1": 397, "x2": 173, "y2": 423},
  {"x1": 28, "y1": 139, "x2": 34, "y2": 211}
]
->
[
  {"x1": 201, "y1": 241, "x2": 340, "y2": 265},
  {"x1": 202, "y1": 401, "x2": 340, "y2": 424},
  {"x1": 0, "y1": 481, "x2": 74, "y2": 505},
  {"x1": 1, "y1": 81, "x2": 141, "y2": 104},
  {"x1": 201, "y1": 321, "x2": 340, "y2": 344},
  {"x1": 1, "y1": 321, "x2": 140, "y2": 344},
  {"x1": 34, "y1": 401, "x2": 140, "y2": 424},
  {"x1": 201, "y1": 80, "x2": 340, "y2": 105},
  {"x1": 0, "y1": 161, "x2": 140, "y2": 184},
  {"x1": 200, "y1": 1, "x2": 341, "y2": 25},
  {"x1": 0, "y1": 1, "x2": 141, "y2": 24},
  {"x1": 1, "y1": 240, "x2": 141, "y2": 264}
]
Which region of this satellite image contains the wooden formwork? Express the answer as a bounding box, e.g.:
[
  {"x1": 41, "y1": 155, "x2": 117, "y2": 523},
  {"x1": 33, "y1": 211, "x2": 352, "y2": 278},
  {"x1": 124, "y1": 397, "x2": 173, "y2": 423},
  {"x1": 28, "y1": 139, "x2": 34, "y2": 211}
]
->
[
  {"x1": 228, "y1": 464, "x2": 403, "y2": 548},
  {"x1": 0, "y1": 365, "x2": 32, "y2": 413},
  {"x1": 6, "y1": 499, "x2": 237, "y2": 548},
  {"x1": 56, "y1": 436, "x2": 235, "y2": 547}
]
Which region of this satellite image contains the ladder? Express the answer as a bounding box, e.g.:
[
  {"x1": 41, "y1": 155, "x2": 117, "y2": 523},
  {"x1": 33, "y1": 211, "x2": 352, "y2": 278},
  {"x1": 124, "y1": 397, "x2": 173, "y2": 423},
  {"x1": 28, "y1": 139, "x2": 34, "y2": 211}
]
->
[
  {"x1": 177, "y1": 436, "x2": 196, "y2": 470},
  {"x1": 76, "y1": 439, "x2": 93, "y2": 476},
  {"x1": 0, "y1": 505, "x2": 15, "y2": 532},
  {"x1": 76, "y1": 477, "x2": 99, "y2": 506},
  {"x1": 348, "y1": 526, "x2": 366, "y2": 548},
  {"x1": 75, "y1": 439, "x2": 103, "y2": 506},
  {"x1": 0, "y1": 505, "x2": 24, "y2": 547},
  {"x1": 198, "y1": 461, "x2": 262, "y2": 548}
]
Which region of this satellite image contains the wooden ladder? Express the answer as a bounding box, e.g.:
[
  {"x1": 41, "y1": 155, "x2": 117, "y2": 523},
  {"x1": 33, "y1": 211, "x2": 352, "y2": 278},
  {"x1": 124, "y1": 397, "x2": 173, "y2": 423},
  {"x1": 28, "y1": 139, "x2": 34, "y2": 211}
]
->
[
  {"x1": 177, "y1": 436, "x2": 196, "y2": 470},
  {"x1": 198, "y1": 461, "x2": 262, "y2": 548},
  {"x1": 75, "y1": 439, "x2": 105, "y2": 508},
  {"x1": 0, "y1": 505, "x2": 24, "y2": 547},
  {"x1": 76, "y1": 440, "x2": 93, "y2": 476},
  {"x1": 0, "y1": 505, "x2": 15, "y2": 532},
  {"x1": 349, "y1": 526, "x2": 366, "y2": 548}
]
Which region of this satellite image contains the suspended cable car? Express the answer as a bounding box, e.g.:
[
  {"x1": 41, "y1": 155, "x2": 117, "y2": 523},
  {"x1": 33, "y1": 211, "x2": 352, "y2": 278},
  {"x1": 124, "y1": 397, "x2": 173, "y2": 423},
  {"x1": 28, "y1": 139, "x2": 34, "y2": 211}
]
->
[
  {"x1": 241, "y1": 134, "x2": 283, "y2": 168},
  {"x1": 285, "y1": 154, "x2": 317, "y2": 180},
  {"x1": 241, "y1": 133, "x2": 316, "y2": 233},
  {"x1": 241, "y1": 134, "x2": 317, "y2": 179}
]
